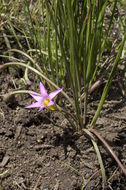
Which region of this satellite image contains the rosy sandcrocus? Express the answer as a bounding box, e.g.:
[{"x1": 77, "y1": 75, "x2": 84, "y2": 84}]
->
[{"x1": 26, "y1": 82, "x2": 62, "y2": 111}]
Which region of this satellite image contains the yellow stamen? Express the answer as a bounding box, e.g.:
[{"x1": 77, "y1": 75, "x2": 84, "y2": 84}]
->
[
  {"x1": 43, "y1": 98, "x2": 57, "y2": 111},
  {"x1": 43, "y1": 98, "x2": 50, "y2": 106}
]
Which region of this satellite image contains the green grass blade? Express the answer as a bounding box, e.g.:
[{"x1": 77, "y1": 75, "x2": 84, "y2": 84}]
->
[
  {"x1": 83, "y1": 129, "x2": 106, "y2": 186},
  {"x1": 91, "y1": 32, "x2": 126, "y2": 127},
  {"x1": 1, "y1": 62, "x2": 74, "y2": 108}
]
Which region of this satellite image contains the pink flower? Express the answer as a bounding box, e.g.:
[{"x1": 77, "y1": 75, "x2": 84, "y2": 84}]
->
[{"x1": 26, "y1": 82, "x2": 62, "y2": 111}]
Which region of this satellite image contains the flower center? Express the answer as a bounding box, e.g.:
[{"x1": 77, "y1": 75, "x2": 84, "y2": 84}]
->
[{"x1": 43, "y1": 98, "x2": 50, "y2": 106}]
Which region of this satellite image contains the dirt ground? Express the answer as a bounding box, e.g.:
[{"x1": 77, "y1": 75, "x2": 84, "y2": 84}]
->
[{"x1": 0, "y1": 70, "x2": 126, "y2": 190}]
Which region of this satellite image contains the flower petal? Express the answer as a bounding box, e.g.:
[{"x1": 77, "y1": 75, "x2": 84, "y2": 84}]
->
[
  {"x1": 25, "y1": 101, "x2": 41, "y2": 108},
  {"x1": 39, "y1": 105, "x2": 46, "y2": 111},
  {"x1": 49, "y1": 88, "x2": 62, "y2": 100},
  {"x1": 40, "y1": 82, "x2": 48, "y2": 97},
  {"x1": 29, "y1": 93, "x2": 42, "y2": 102}
]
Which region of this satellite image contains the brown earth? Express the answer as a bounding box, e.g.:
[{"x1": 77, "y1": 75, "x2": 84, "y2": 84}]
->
[{"x1": 0, "y1": 70, "x2": 126, "y2": 190}]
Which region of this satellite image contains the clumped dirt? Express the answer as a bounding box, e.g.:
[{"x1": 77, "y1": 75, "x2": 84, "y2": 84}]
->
[{"x1": 0, "y1": 70, "x2": 126, "y2": 190}]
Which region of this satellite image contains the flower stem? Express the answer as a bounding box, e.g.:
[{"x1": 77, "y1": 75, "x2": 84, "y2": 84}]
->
[{"x1": 89, "y1": 129, "x2": 126, "y2": 176}]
